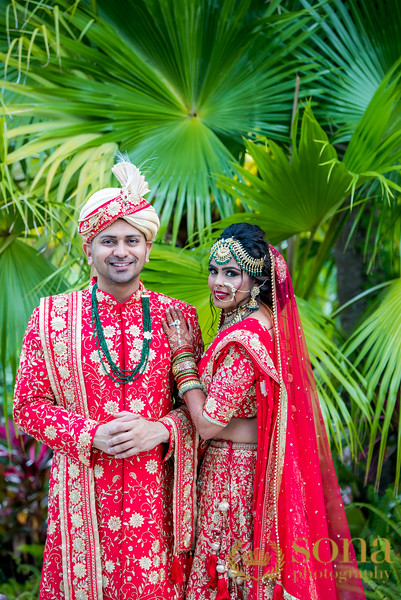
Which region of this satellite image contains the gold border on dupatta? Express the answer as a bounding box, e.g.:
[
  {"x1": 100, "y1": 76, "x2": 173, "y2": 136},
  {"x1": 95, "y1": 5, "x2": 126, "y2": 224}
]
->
[
  {"x1": 162, "y1": 409, "x2": 198, "y2": 555},
  {"x1": 254, "y1": 251, "x2": 290, "y2": 600}
]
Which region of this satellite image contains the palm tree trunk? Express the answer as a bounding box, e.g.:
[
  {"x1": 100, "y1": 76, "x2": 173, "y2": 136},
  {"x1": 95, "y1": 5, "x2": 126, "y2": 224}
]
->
[{"x1": 334, "y1": 211, "x2": 367, "y2": 334}]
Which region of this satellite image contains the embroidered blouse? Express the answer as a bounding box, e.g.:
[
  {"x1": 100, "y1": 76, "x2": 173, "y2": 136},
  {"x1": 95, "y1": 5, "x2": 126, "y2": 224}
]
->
[{"x1": 202, "y1": 343, "x2": 257, "y2": 426}]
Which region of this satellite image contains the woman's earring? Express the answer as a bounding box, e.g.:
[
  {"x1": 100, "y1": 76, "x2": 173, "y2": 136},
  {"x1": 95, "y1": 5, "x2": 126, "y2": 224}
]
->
[{"x1": 249, "y1": 285, "x2": 260, "y2": 310}]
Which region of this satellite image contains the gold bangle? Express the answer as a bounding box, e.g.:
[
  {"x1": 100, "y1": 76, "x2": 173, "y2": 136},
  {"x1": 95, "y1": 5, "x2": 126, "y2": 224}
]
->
[{"x1": 178, "y1": 379, "x2": 205, "y2": 398}]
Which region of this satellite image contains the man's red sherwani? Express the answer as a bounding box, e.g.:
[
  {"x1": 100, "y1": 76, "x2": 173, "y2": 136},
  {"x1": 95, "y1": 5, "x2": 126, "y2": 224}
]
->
[{"x1": 14, "y1": 281, "x2": 202, "y2": 600}]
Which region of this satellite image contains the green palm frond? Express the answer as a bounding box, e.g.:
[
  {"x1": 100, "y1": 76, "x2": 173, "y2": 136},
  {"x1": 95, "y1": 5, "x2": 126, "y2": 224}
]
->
[
  {"x1": 1, "y1": 0, "x2": 314, "y2": 242},
  {"x1": 297, "y1": 297, "x2": 370, "y2": 458},
  {"x1": 0, "y1": 228, "x2": 65, "y2": 422},
  {"x1": 0, "y1": 238, "x2": 60, "y2": 372},
  {"x1": 345, "y1": 279, "x2": 401, "y2": 492},
  {"x1": 216, "y1": 89, "x2": 401, "y2": 294},
  {"x1": 364, "y1": 576, "x2": 401, "y2": 600},
  {"x1": 343, "y1": 61, "x2": 401, "y2": 194},
  {"x1": 0, "y1": 207, "x2": 66, "y2": 354},
  {"x1": 217, "y1": 104, "x2": 353, "y2": 244},
  {"x1": 1, "y1": 119, "x2": 113, "y2": 273},
  {"x1": 353, "y1": 502, "x2": 401, "y2": 539},
  {"x1": 338, "y1": 180, "x2": 401, "y2": 275},
  {"x1": 352, "y1": 498, "x2": 401, "y2": 597},
  {"x1": 218, "y1": 85, "x2": 401, "y2": 240},
  {"x1": 298, "y1": 0, "x2": 401, "y2": 138}
]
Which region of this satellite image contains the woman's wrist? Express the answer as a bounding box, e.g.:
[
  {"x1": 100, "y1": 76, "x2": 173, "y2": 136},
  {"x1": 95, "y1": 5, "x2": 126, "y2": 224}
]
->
[
  {"x1": 171, "y1": 347, "x2": 202, "y2": 394},
  {"x1": 178, "y1": 379, "x2": 205, "y2": 398}
]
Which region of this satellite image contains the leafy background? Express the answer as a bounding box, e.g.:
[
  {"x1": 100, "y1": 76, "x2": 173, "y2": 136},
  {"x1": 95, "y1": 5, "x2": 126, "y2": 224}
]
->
[{"x1": 1, "y1": 0, "x2": 401, "y2": 596}]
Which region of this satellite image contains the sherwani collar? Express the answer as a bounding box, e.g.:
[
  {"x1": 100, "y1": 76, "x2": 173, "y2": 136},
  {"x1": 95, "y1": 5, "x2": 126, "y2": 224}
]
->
[{"x1": 89, "y1": 277, "x2": 145, "y2": 307}]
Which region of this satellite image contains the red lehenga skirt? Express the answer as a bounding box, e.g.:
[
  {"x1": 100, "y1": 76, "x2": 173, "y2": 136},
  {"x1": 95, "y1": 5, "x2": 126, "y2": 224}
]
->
[{"x1": 185, "y1": 440, "x2": 258, "y2": 600}]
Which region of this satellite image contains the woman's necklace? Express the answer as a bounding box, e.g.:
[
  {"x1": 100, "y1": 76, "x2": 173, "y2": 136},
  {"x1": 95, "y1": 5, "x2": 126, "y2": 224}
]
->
[
  {"x1": 91, "y1": 283, "x2": 152, "y2": 383},
  {"x1": 218, "y1": 299, "x2": 258, "y2": 333}
]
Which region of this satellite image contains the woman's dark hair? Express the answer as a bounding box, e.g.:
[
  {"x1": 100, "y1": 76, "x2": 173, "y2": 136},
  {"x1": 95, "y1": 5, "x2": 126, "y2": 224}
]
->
[{"x1": 218, "y1": 223, "x2": 272, "y2": 308}]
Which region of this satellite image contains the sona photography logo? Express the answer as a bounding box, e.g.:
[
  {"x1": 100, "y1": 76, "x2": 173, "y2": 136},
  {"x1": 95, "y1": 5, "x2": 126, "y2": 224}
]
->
[
  {"x1": 227, "y1": 537, "x2": 398, "y2": 585},
  {"x1": 292, "y1": 537, "x2": 395, "y2": 585}
]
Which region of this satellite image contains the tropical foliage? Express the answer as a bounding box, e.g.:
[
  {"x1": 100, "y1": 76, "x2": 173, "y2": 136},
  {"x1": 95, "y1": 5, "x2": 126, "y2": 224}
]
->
[
  {"x1": 0, "y1": 422, "x2": 50, "y2": 587},
  {"x1": 1, "y1": 0, "x2": 315, "y2": 240},
  {"x1": 1, "y1": 0, "x2": 401, "y2": 593},
  {"x1": 352, "y1": 487, "x2": 401, "y2": 600}
]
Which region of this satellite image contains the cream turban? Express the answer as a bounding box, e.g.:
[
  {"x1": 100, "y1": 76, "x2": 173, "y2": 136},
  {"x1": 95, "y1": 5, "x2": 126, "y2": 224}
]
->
[{"x1": 78, "y1": 161, "x2": 160, "y2": 242}]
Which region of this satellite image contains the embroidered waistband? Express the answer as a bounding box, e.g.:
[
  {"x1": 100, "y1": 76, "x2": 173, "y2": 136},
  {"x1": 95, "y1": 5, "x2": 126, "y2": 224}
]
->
[{"x1": 210, "y1": 439, "x2": 257, "y2": 451}]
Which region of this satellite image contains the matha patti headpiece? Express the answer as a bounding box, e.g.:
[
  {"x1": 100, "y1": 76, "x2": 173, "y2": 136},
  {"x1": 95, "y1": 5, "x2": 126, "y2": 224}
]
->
[{"x1": 209, "y1": 237, "x2": 265, "y2": 277}]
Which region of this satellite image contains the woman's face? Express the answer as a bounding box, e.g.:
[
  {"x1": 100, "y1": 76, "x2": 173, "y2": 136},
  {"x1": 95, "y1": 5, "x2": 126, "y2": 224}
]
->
[{"x1": 208, "y1": 256, "x2": 253, "y2": 311}]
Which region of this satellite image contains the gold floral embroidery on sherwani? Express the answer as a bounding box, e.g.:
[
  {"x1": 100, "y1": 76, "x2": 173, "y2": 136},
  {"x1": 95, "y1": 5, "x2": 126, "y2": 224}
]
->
[{"x1": 14, "y1": 282, "x2": 203, "y2": 600}]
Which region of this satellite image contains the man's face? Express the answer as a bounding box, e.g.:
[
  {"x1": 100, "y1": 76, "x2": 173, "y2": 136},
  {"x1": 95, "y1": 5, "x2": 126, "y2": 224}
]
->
[{"x1": 83, "y1": 219, "x2": 152, "y2": 292}]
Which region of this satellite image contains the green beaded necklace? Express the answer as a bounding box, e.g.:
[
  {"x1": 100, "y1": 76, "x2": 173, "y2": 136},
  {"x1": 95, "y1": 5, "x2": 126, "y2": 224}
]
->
[{"x1": 91, "y1": 283, "x2": 152, "y2": 383}]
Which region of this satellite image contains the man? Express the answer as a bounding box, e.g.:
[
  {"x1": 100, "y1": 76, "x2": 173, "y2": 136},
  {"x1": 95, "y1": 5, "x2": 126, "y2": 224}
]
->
[{"x1": 13, "y1": 160, "x2": 203, "y2": 600}]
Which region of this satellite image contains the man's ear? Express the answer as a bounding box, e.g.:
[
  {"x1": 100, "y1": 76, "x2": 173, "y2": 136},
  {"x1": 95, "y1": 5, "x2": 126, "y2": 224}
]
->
[
  {"x1": 145, "y1": 241, "x2": 153, "y2": 263},
  {"x1": 82, "y1": 242, "x2": 93, "y2": 265}
]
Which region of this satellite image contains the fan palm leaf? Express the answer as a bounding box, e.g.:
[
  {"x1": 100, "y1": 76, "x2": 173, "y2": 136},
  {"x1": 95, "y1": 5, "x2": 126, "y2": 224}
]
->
[
  {"x1": 297, "y1": 0, "x2": 401, "y2": 139},
  {"x1": 216, "y1": 76, "x2": 401, "y2": 293},
  {"x1": 344, "y1": 279, "x2": 401, "y2": 493},
  {"x1": 217, "y1": 104, "x2": 353, "y2": 245},
  {"x1": 141, "y1": 243, "x2": 213, "y2": 336},
  {"x1": 1, "y1": 118, "x2": 111, "y2": 271},
  {"x1": 0, "y1": 236, "x2": 60, "y2": 373},
  {"x1": 219, "y1": 74, "x2": 401, "y2": 233},
  {"x1": 342, "y1": 60, "x2": 401, "y2": 188},
  {"x1": 0, "y1": 213, "x2": 65, "y2": 422},
  {"x1": 1, "y1": 0, "x2": 314, "y2": 242}
]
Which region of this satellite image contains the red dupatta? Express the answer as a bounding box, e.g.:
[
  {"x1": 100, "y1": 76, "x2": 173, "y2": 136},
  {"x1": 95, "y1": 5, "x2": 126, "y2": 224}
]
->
[
  {"x1": 199, "y1": 246, "x2": 366, "y2": 600},
  {"x1": 252, "y1": 246, "x2": 365, "y2": 600}
]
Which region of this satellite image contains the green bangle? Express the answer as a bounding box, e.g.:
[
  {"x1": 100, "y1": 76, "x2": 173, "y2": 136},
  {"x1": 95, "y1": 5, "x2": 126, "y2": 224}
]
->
[{"x1": 173, "y1": 353, "x2": 195, "y2": 364}]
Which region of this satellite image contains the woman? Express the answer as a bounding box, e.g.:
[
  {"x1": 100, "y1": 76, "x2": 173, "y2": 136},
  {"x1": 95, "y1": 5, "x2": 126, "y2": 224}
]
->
[{"x1": 162, "y1": 224, "x2": 365, "y2": 600}]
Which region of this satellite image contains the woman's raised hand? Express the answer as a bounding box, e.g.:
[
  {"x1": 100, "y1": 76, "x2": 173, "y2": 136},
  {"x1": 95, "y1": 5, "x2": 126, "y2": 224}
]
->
[{"x1": 161, "y1": 306, "x2": 194, "y2": 355}]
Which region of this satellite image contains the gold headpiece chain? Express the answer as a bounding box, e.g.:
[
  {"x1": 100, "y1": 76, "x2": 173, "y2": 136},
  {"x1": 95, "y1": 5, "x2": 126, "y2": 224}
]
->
[{"x1": 209, "y1": 237, "x2": 265, "y2": 277}]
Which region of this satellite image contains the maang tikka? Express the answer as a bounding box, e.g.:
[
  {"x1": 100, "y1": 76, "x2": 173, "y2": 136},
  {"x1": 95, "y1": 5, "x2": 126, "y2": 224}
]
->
[{"x1": 209, "y1": 237, "x2": 265, "y2": 277}]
